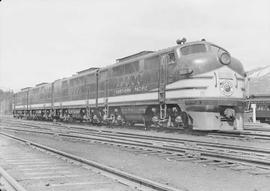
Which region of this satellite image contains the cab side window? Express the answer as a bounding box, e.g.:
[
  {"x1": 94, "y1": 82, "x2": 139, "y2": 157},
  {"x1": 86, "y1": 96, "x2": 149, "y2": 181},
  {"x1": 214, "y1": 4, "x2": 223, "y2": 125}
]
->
[
  {"x1": 167, "y1": 52, "x2": 177, "y2": 83},
  {"x1": 168, "y1": 52, "x2": 176, "y2": 64}
]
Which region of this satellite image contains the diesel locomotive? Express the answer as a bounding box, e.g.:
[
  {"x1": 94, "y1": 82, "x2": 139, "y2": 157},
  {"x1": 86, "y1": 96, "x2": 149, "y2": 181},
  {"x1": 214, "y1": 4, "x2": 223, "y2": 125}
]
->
[{"x1": 13, "y1": 39, "x2": 245, "y2": 130}]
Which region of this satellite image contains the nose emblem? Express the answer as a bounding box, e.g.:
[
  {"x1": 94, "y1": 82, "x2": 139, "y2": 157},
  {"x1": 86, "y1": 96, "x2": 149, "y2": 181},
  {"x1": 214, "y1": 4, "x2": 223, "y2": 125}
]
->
[{"x1": 220, "y1": 80, "x2": 233, "y2": 96}]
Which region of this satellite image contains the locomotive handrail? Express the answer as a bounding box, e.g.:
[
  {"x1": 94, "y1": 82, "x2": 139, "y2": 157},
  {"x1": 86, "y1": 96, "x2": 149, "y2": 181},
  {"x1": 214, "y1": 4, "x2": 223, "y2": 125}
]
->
[
  {"x1": 214, "y1": 72, "x2": 217, "y2": 87},
  {"x1": 234, "y1": 73, "x2": 238, "y2": 88}
]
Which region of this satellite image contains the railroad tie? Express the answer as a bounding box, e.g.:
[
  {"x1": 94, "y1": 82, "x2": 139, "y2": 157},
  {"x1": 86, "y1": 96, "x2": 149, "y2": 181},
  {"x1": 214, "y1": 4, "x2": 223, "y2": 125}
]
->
[
  {"x1": 174, "y1": 157, "x2": 197, "y2": 161},
  {"x1": 248, "y1": 169, "x2": 270, "y2": 175},
  {"x1": 230, "y1": 165, "x2": 253, "y2": 171}
]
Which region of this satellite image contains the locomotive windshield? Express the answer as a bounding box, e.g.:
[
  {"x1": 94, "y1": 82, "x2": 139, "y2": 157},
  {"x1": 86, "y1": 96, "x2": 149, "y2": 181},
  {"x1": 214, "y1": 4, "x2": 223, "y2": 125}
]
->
[
  {"x1": 180, "y1": 44, "x2": 207, "y2": 55},
  {"x1": 209, "y1": 45, "x2": 227, "y2": 54}
]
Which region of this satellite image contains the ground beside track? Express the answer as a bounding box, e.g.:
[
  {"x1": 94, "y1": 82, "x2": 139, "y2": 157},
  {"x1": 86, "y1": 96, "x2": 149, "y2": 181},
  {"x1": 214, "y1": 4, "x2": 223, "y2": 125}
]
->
[
  {"x1": 2, "y1": 129, "x2": 270, "y2": 191},
  {"x1": 0, "y1": 134, "x2": 137, "y2": 191}
]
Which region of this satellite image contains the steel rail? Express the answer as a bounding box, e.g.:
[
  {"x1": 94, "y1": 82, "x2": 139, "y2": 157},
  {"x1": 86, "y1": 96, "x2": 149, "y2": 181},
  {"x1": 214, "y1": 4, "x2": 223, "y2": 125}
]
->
[
  {"x1": 18, "y1": 119, "x2": 269, "y2": 153},
  {"x1": 57, "y1": 133, "x2": 270, "y2": 168},
  {"x1": 3, "y1": 125, "x2": 270, "y2": 158},
  {"x1": 4, "y1": 120, "x2": 270, "y2": 156},
  {"x1": 0, "y1": 132, "x2": 186, "y2": 191},
  {"x1": 0, "y1": 166, "x2": 27, "y2": 191},
  {"x1": 2, "y1": 120, "x2": 270, "y2": 165},
  {"x1": 4, "y1": 118, "x2": 270, "y2": 141},
  {"x1": 73, "y1": 129, "x2": 270, "y2": 154},
  {"x1": 2, "y1": 127, "x2": 270, "y2": 169},
  {"x1": 207, "y1": 131, "x2": 270, "y2": 140}
]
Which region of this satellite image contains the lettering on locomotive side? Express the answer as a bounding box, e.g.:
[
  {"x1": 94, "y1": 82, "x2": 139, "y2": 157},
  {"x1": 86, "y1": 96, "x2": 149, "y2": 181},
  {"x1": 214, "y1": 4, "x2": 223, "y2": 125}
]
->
[
  {"x1": 115, "y1": 88, "x2": 132, "y2": 95},
  {"x1": 113, "y1": 74, "x2": 148, "y2": 95}
]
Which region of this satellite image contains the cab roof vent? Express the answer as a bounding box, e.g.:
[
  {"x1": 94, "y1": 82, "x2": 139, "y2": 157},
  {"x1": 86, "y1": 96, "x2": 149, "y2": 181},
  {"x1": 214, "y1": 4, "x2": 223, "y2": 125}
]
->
[
  {"x1": 21, "y1": 87, "x2": 31, "y2": 91},
  {"x1": 77, "y1": 67, "x2": 100, "y2": 75},
  {"x1": 116, "y1": 51, "x2": 154, "y2": 62},
  {"x1": 35, "y1": 82, "x2": 48, "y2": 87}
]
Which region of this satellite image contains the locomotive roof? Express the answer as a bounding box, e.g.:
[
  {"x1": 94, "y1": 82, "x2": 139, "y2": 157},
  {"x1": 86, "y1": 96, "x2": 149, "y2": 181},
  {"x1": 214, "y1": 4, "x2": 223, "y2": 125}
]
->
[
  {"x1": 16, "y1": 40, "x2": 215, "y2": 94},
  {"x1": 35, "y1": 82, "x2": 48, "y2": 87},
  {"x1": 116, "y1": 51, "x2": 154, "y2": 62},
  {"x1": 107, "y1": 40, "x2": 211, "y2": 69},
  {"x1": 20, "y1": 87, "x2": 31, "y2": 91},
  {"x1": 50, "y1": 40, "x2": 213, "y2": 82},
  {"x1": 77, "y1": 67, "x2": 100, "y2": 75}
]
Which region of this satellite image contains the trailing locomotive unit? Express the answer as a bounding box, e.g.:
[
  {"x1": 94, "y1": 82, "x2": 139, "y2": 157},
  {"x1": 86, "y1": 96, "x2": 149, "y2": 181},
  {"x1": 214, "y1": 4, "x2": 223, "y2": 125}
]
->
[{"x1": 13, "y1": 39, "x2": 245, "y2": 130}]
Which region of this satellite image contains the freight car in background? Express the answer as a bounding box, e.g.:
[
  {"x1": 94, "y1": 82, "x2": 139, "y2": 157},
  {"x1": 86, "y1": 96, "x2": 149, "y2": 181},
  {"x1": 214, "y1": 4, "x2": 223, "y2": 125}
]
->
[
  {"x1": 13, "y1": 39, "x2": 246, "y2": 131},
  {"x1": 245, "y1": 67, "x2": 270, "y2": 124},
  {"x1": 245, "y1": 96, "x2": 270, "y2": 124}
]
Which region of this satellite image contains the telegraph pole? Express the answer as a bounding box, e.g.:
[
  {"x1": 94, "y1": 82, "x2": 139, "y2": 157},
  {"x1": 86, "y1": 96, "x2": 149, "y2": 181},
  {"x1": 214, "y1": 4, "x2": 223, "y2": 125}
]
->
[{"x1": 95, "y1": 69, "x2": 99, "y2": 108}]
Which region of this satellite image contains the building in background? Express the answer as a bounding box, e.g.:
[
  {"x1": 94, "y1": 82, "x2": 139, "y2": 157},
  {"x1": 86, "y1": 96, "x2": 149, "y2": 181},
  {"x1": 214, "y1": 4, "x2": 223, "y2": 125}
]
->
[{"x1": 246, "y1": 65, "x2": 270, "y2": 123}]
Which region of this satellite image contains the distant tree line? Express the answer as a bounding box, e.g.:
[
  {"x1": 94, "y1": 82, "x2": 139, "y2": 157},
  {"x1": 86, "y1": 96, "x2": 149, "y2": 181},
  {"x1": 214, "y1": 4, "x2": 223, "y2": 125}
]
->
[
  {"x1": 0, "y1": 89, "x2": 13, "y2": 100},
  {"x1": 0, "y1": 89, "x2": 14, "y2": 115}
]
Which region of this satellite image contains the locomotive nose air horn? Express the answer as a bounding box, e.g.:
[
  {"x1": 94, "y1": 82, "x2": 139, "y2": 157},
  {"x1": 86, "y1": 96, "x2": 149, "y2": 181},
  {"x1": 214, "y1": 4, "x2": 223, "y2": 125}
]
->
[{"x1": 176, "y1": 38, "x2": 187, "y2": 45}]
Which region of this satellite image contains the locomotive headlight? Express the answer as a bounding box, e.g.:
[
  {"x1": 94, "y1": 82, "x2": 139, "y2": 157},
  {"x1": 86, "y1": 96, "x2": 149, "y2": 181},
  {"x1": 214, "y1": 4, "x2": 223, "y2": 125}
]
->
[{"x1": 219, "y1": 52, "x2": 231, "y2": 65}]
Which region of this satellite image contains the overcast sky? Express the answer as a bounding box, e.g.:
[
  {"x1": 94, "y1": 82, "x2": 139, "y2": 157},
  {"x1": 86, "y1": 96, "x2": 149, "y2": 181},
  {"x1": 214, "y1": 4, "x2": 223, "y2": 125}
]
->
[{"x1": 0, "y1": 0, "x2": 269, "y2": 91}]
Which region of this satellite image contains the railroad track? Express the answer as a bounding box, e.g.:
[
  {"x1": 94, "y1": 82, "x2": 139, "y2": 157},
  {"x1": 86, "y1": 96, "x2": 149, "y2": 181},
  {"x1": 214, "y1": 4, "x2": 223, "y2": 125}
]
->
[
  {"x1": 2, "y1": 117, "x2": 270, "y2": 142},
  {"x1": 244, "y1": 122, "x2": 270, "y2": 131},
  {"x1": 0, "y1": 166, "x2": 27, "y2": 191},
  {"x1": 0, "y1": 131, "x2": 185, "y2": 191},
  {"x1": 3, "y1": 117, "x2": 270, "y2": 141},
  {"x1": 207, "y1": 130, "x2": 270, "y2": 141},
  {"x1": 2, "y1": 119, "x2": 270, "y2": 177},
  {"x1": 3, "y1": 118, "x2": 270, "y2": 155}
]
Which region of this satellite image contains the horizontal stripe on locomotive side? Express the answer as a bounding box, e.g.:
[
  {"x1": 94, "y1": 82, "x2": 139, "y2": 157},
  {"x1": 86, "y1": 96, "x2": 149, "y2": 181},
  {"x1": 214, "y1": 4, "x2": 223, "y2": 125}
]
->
[
  {"x1": 15, "y1": 92, "x2": 243, "y2": 110},
  {"x1": 14, "y1": 97, "x2": 244, "y2": 111},
  {"x1": 14, "y1": 66, "x2": 245, "y2": 110}
]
